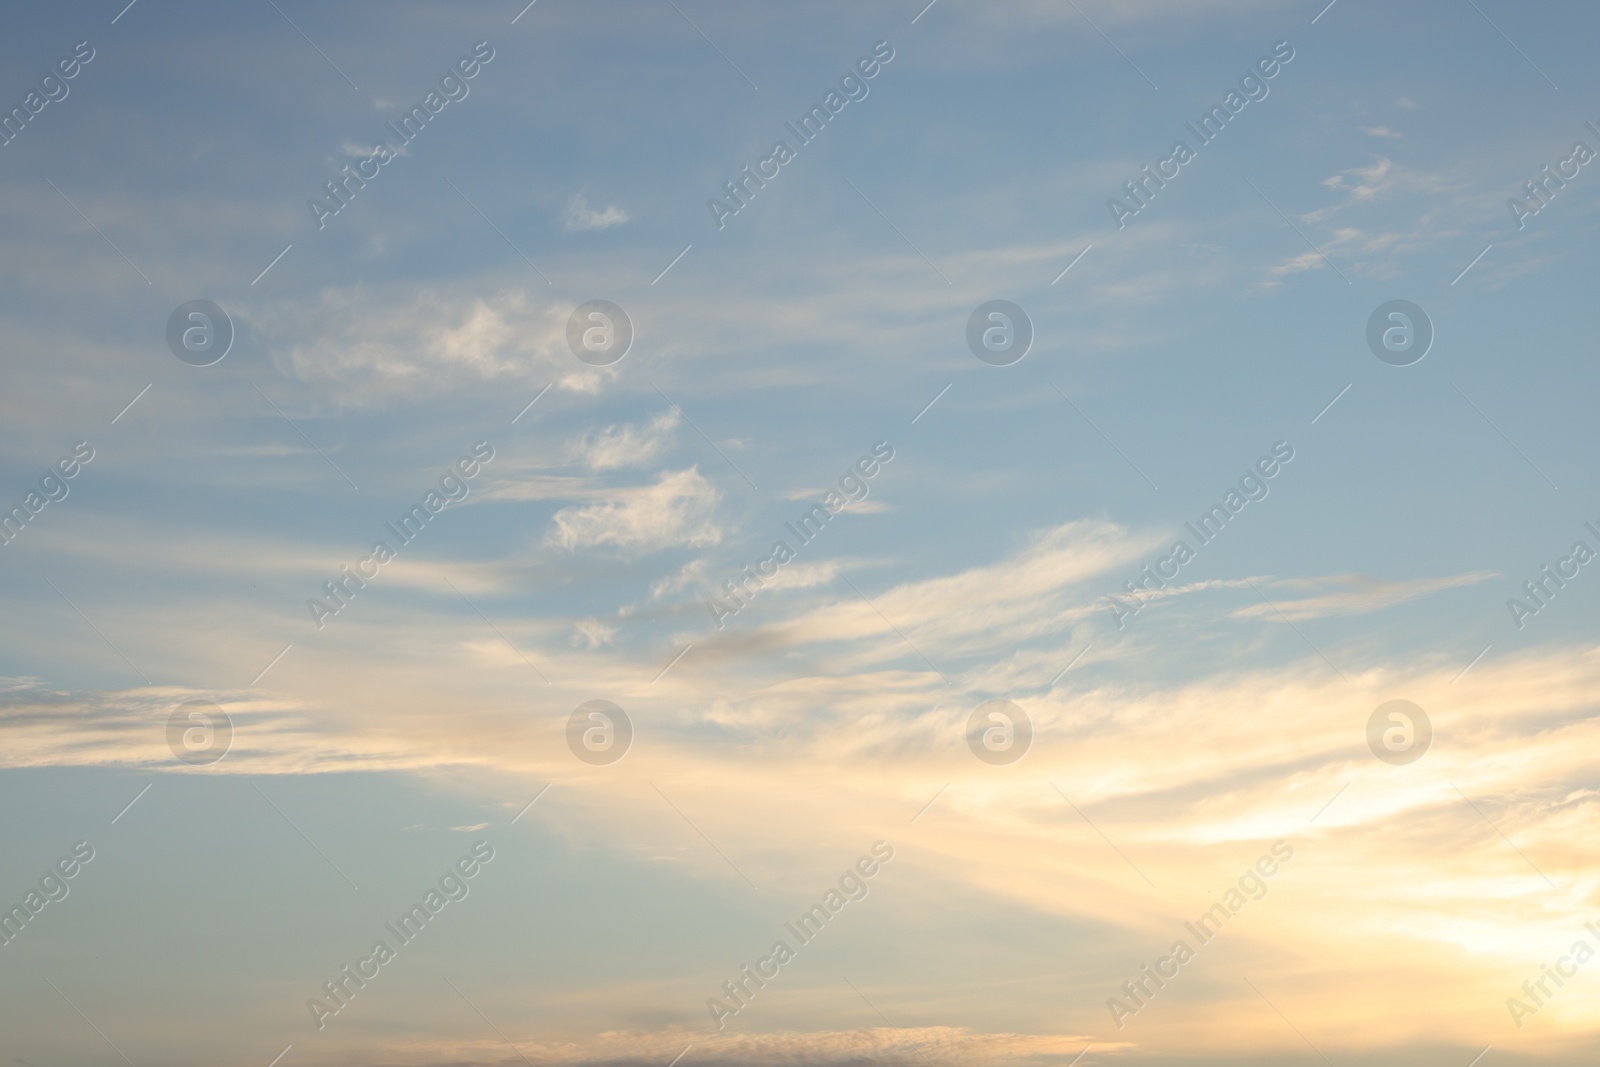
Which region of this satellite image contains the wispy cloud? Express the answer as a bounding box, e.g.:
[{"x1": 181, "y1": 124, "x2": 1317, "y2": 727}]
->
[
  {"x1": 256, "y1": 285, "x2": 570, "y2": 404},
  {"x1": 546, "y1": 467, "x2": 723, "y2": 553},
  {"x1": 573, "y1": 617, "x2": 618, "y2": 648},
  {"x1": 712, "y1": 520, "x2": 1154, "y2": 665},
  {"x1": 378, "y1": 1026, "x2": 1113, "y2": 1067},
  {"x1": 1261, "y1": 156, "x2": 1474, "y2": 283},
  {"x1": 561, "y1": 191, "x2": 629, "y2": 231},
  {"x1": 566, "y1": 409, "x2": 681, "y2": 471},
  {"x1": 1233, "y1": 572, "x2": 1498, "y2": 621}
]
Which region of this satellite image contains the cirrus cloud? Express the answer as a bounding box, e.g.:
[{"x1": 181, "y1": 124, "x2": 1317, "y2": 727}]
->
[{"x1": 545, "y1": 467, "x2": 723, "y2": 554}]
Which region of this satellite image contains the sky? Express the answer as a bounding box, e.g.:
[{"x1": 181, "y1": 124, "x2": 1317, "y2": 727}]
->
[{"x1": 1, "y1": 0, "x2": 1599, "y2": 1065}]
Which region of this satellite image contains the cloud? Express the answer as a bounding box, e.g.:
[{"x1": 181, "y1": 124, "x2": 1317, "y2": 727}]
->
[
  {"x1": 1266, "y1": 250, "x2": 1328, "y2": 278},
  {"x1": 1260, "y1": 157, "x2": 1473, "y2": 283},
  {"x1": 448, "y1": 822, "x2": 489, "y2": 832},
  {"x1": 1312, "y1": 157, "x2": 1397, "y2": 214},
  {"x1": 1232, "y1": 572, "x2": 1498, "y2": 621},
  {"x1": 370, "y1": 1026, "x2": 1113, "y2": 1067},
  {"x1": 573, "y1": 618, "x2": 617, "y2": 648},
  {"x1": 1304, "y1": 157, "x2": 1456, "y2": 225},
  {"x1": 343, "y1": 138, "x2": 406, "y2": 158},
  {"x1": 779, "y1": 485, "x2": 894, "y2": 514},
  {"x1": 1361, "y1": 125, "x2": 1404, "y2": 139},
  {"x1": 545, "y1": 467, "x2": 723, "y2": 553},
  {"x1": 255, "y1": 285, "x2": 574, "y2": 405},
  {"x1": 0, "y1": 683, "x2": 442, "y2": 776},
  {"x1": 759, "y1": 559, "x2": 847, "y2": 593},
  {"x1": 711, "y1": 519, "x2": 1154, "y2": 666},
  {"x1": 566, "y1": 409, "x2": 681, "y2": 471},
  {"x1": 8, "y1": 550, "x2": 1600, "y2": 1055},
  {"x1": 650, "y1": 559, "x2": 709, "y2": 599},
  {"x1": 15, "y1": 629, "x2": 1597, "y2": 1053},
  {"x1": 562, "y1": 192, "x2": 629, "y2": 231}
]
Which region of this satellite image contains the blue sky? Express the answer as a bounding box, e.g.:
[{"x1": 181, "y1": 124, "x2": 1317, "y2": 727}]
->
[{"x1": 2, "y1": 1, "x2": 1600, "y2": 1065}]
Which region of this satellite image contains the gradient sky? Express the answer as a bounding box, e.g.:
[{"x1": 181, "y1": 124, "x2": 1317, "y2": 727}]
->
[{"x1": 2, "y1": 1, "x2": 1599, "y2": 1066}]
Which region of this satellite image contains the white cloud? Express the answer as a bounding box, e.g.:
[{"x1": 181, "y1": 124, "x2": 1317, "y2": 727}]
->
[
  {"x1": 545, "y1": 467, "x2": 723, "y2": 553},
  {"x1": 779, "y1": 488, "x2": 894, "y2": 513},
  {"x1": 561, "y1": 192, "x2": 629, "y2": 232},
  {"x1": 1304, "y1": 157, "x2": 1455, "y2": 224},
  {"x1": 256, "y1": 285, "x2": 573, "y2": 404},
  {"x1": 1261, "y1": 157, "x2": 1471, "y2": 282},
  {"x1": 1267, "y1": 250, "x2": 1328, "y2": 278},
  {"x1": 1313, "y1": 156, "x2": 1396, "y2": 211},
  {"x1": 651, "y1": 559, "x2": 709, "y2": 599},
  {"x1": 573, "y1": 618, "x2": 617, "y2": 648},
  {"x1": 565, "y1": 409, "x2": 680, "y2": 471},
  {"x1": 343, "y1": 138, "x2": 406, "y2": 158},
  {"x1": 732, "y1": 519, "x2": 1156, "y2": 662},
  {"x1": 760, "y1": 559, "x2": 846, "y2": 592},
  {"x1": 1232, "y1": 572, "x2": 1497, "y2": 621},
  {"x1": 1361, "y1": 125, "x2": 1404, "y2": 139}
]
